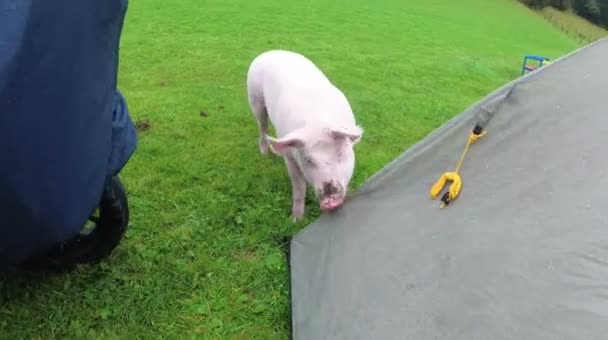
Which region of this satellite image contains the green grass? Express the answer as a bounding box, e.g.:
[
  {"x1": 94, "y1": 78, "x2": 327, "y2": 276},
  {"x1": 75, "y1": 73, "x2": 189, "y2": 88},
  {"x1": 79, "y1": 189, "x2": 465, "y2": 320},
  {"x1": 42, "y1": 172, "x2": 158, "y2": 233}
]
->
[
  {"x1": 539, "y1": 6, "x2": 608, "y2": 45},
  {"x1": 0, "y1": 0, "x2": 580, "y2": 338}
]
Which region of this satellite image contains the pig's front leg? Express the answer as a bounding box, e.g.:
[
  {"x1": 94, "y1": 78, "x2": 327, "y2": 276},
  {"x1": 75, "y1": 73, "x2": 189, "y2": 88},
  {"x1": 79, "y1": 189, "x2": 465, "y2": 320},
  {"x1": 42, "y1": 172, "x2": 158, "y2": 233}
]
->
[{"x1": 284, "y1": 156, "x2": 306, "y2": 221}]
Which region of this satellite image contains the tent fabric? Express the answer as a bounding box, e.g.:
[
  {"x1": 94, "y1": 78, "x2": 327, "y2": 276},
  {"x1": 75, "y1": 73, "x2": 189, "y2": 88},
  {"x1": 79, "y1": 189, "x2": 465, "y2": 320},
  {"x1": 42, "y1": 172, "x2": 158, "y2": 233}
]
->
[
  {"x1": 290, "y1": 38, "x2": 608, "y2": 340},
  {"x1": 0, "y1": 0, "x2": 136, "y2": 267}
]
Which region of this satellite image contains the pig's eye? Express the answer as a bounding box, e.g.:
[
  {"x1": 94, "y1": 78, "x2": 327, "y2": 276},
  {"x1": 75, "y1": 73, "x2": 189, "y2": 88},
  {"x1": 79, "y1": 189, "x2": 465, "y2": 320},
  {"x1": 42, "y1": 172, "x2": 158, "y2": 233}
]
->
[{"x1": 304, "y1": 156, "x2": 315, "y2": 167}]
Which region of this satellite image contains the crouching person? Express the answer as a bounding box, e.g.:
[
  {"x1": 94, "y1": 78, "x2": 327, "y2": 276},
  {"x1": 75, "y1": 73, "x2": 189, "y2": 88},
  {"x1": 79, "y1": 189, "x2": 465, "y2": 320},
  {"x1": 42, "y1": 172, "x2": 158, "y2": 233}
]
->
[{"x1": 0, "y1": 0, "x2": 137, "y2": 270}]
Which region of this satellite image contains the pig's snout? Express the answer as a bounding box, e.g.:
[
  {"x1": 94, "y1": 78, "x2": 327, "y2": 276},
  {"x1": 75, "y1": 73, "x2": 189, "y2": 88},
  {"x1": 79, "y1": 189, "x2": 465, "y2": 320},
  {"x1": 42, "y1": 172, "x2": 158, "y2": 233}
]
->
[{"x1": 318, "y1": 181, "x2": 345, "y2": 212}]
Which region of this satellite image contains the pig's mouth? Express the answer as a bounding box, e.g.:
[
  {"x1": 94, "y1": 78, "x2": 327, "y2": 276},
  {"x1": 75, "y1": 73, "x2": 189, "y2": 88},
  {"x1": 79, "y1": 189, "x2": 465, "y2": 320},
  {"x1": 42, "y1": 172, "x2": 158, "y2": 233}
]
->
[
  {"x1": 317, "y1": 181, "x2": 346, "y2": 212},
  {"x1": 320, "y1": 196, "x2": 345, "y2": 212}
]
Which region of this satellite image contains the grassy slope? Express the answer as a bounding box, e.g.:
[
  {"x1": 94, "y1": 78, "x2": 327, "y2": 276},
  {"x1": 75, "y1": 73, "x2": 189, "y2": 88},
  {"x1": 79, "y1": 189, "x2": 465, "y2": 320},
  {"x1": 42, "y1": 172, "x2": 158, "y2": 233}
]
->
[
  {"x1": 540, "y1": 6, "x2": 608, "y2": 44},
  {"x1": 0, "y1": 0, "x2": 578, "y2": 339}
]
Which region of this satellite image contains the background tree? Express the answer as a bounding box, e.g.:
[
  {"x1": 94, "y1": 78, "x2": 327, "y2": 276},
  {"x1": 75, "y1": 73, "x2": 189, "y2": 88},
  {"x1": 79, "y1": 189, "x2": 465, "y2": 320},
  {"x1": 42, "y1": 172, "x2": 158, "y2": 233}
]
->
[{"x1": 518, "y1": 0, "x2": 608, "y2": 28}]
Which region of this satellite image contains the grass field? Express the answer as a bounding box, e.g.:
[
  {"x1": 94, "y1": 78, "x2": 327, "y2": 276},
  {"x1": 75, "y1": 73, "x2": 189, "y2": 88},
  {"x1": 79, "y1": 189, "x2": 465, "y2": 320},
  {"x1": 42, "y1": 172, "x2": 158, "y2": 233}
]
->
[{"x1": 0, "y1": 0, "x2": 582, "y2": 338}]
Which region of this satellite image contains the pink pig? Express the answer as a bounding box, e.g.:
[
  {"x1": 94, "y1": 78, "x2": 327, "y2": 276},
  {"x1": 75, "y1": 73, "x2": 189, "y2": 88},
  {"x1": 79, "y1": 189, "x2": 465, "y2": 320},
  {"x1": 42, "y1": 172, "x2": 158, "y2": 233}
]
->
[{"x1": 246, "y1": 50, "x2": 364, "y2": 220}]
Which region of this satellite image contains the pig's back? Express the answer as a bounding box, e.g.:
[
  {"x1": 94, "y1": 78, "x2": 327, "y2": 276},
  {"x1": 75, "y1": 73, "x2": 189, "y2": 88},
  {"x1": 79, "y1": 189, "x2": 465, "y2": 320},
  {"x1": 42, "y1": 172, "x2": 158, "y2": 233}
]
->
[
  {"x1": 248, "y1": 50, "x2": 353, "y2": 134},
  {"x1": 248, "y1": 50, "x2": 332, "y2": 102},
  {"x1": 249, "y1": 50, "x2": 329, "y2": 87}
]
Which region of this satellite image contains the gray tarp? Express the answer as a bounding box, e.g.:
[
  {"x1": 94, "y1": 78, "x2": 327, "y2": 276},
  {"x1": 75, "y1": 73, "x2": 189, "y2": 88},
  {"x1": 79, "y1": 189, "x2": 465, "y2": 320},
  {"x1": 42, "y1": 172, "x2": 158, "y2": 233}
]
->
[{"x1": 290, "y1": 38, "x2": 608, "y2": 340}]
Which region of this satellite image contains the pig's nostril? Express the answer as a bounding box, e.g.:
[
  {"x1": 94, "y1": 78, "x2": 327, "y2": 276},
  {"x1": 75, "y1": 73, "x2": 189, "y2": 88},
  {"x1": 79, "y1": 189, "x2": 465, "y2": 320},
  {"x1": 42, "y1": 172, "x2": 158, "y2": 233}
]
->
[{"x1": 322, "y1": 181, "x2": 333, "y2": 194}]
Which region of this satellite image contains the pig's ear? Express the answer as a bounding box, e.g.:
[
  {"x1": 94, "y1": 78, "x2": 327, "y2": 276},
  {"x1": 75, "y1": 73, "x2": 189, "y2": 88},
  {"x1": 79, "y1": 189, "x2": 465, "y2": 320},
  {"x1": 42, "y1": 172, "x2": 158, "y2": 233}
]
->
[
  {"x1": 266, "y1": 132, "x2": 305, "y2": 155},
  {"x1": 329, "y1": 125, "x2": 363, "y2": 144}
]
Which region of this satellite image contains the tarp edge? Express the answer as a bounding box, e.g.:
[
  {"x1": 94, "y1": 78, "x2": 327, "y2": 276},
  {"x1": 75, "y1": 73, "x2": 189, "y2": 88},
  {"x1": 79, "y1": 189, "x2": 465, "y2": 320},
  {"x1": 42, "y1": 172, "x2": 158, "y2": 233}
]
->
[{"x1": 354, "y1": 38, "x2": 607, "y2": 195}]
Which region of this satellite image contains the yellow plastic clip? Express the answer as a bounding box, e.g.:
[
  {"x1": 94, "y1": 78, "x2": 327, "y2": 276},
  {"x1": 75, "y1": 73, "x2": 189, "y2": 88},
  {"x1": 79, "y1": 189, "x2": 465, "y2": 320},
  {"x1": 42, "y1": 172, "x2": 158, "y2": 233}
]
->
[
  {"x1": 429, "y1": 128, "x2": 486, "y2": 208},
  {"x1": 429, "y1": 172, "x2": 462, "y2": 208}
]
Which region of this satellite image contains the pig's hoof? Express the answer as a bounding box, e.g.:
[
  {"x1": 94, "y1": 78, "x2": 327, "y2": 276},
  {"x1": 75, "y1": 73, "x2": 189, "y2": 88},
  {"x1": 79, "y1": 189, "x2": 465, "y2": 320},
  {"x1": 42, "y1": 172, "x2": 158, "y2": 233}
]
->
[
  {"x1": 260, "y1": 144, "x2": 268, "y2": 156},
  {"x1": 258, "y1": 138, "x2": 268, "y2": 155},
  {"x1": 291, "y1": 208, "x2": 304, "y2": 221}
]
